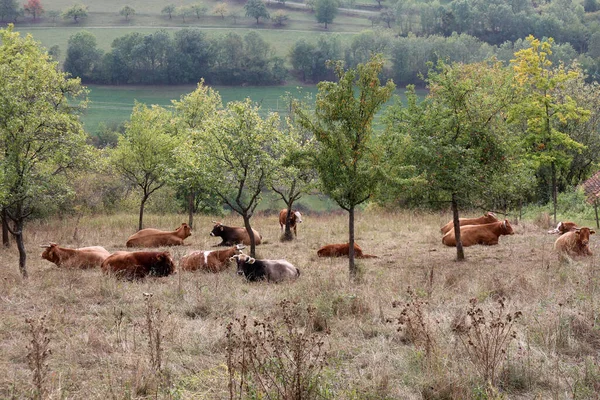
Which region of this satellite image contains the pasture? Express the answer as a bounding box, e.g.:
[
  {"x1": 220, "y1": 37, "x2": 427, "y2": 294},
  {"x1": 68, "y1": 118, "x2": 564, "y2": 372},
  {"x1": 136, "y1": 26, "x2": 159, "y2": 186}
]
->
[{"x1": 2, "y1": 211, "x2": 600, "y2": 398}]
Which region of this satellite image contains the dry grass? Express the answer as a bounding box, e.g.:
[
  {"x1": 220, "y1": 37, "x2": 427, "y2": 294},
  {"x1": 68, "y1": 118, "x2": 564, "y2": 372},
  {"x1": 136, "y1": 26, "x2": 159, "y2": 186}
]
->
[{"x1": 2, "y1": 210, "x2": 600, "y2": 398}]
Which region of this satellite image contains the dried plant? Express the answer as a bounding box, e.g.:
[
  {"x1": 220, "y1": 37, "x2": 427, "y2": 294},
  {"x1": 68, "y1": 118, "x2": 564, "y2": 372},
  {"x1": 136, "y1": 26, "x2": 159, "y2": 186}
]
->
[
  {"x1": 143, "y1": 293, "x2": 163, "y2": 372},
  {"x1": 454, "y1": 297, "x2": 522, "y2": 386},
  {"x1": 26, "y1": 316, "x2": 51, "y2": 400},
  {"x1": 225, "y1": 299, "x2": 330, "y2": 400}
]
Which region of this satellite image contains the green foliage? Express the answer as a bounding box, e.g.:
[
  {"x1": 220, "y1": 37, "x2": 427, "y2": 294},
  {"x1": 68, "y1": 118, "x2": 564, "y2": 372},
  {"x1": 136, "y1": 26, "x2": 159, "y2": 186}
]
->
[
  {"x1": 62, "y1": 4, "x2": 88, "y2": 23},
  {"x1": 119, "y1": 5, "x2": 135, "y2": 21},
  {"x1": 161, "y1": 4, "x2": 175, "y2": 19},
  {"x1": 244, "y1": 0, "x2": 270, "y2": 24},
  {"x1": 0, "y1": 0, "x2": 19, "y2": 22},
  {"x1": 63, "y1": 31, "x2": 104, "y2": 83},
  {"x1": 315, "y1": 0, "x2": 338, "y2": 29}
]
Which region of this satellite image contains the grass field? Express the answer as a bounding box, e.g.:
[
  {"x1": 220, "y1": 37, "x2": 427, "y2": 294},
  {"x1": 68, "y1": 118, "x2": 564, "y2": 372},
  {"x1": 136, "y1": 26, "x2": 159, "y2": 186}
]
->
[{"x1": 2, "y1": 211, "x2": 600, "y2": 398}]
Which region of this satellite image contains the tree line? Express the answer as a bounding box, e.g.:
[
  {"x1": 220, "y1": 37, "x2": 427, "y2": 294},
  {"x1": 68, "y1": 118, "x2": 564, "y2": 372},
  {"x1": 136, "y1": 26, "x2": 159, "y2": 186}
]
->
[{"x1": 3, "y1": 23, "x2": 600, "y2": 278}]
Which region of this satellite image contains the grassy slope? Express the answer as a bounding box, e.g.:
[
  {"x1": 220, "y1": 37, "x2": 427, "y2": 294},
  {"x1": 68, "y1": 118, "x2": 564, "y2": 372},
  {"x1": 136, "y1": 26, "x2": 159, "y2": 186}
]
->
[{"x1": 2, "y1": 211, "x2": 598, "y2": 398}]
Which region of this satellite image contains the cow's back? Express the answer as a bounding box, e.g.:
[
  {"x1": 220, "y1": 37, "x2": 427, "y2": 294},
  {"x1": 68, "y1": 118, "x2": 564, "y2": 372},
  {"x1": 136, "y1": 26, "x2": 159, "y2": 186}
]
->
[
  {"x1": 126, "y1": 233, "x2": 184, "y2": 248},
  {"x1": 442, "y1": 223, "x2": 499, "y2": 247}
]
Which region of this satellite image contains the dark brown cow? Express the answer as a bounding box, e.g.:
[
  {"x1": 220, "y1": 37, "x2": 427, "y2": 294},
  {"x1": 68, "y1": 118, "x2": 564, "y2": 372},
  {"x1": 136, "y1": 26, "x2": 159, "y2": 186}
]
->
[
  {"x1": 440, "y1": 212, "x2": 499, "y2": 235},
  {"x1": 279, "y1": 209, "x2": 303, "y2": 237},
  {"x1": 547, "y1": 221, "x2": 579, "y2": 235},
  {"x1": 180, "y1": 244, "x2": 245, "y2": 272},
  {"x1": 210, "y1": 222, "x2": 262, "y2": 246},
  {"x1": 126, "y1": 223, "x2": 192, "y2": 248},
  {"x1": 554, "y1": 227, "x2": 595, "y2": 258},
  {"x1": 442, "y1": 220, "x2": 514, "y2": 247},
  {"x1": 101, "y1": 251, "x2": 175, "y2": 279},
  {"x1": 231, "y1": 253, "x2": 300, "y2": 282},
  {"x1": 317, "y1": 243, "x2": 378, "y2": 258},
  {"x1": 41, "y1": 243, "x2": 111, "y2": 269}
]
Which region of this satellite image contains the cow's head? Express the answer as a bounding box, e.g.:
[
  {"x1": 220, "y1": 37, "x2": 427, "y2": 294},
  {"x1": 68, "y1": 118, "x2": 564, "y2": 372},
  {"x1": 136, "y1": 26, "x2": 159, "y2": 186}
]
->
[
  {"x1": 180, "y1": 223, "x2": 192, "y2": 238},
  {"x1": 40, "y1": 243, "x2": 59, "y2": 262},
  {"x1": 210, "y1": 222, "x2": 223, "y2": 237},
  {"x1": 484, "y1": 212, "x2": 498, "y2": 223},
  {"x1": 502, "y1": 220, "x2": 514, "y2": 235},
  {"x1": 575, "y1": 227, "x2": 596, "y2": 246},
  {"x1": 230, "y1": 253, "x2": 255, "y2": 275},
  {"x1": 150, "y1": 252, "x2": 175, "y2": 277},
  {"x1": 294, "y1": 211, "x2": 303, "y2": 223}
]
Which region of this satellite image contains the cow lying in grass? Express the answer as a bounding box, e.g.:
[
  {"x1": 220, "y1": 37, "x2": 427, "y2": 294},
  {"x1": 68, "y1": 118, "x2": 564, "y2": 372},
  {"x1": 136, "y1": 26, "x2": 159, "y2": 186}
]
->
[
  {"x1": 126, "y1": 223, "x2": 192, "y2": 248},
  {"x1": 440, "y1": 212, "x2": 498, "y2": 235},
  {"x1": 317, "y1": 243, "x2": 378, "y2": 258},
  {"x1": 547, "y1": 221, "x2": 579, "y2": 235},
  {"x1": 442, "y1": 220, "x2": 514, "y2": 247},
  {"x1": 210, "y1": 222, "x2": 262, "y2": 246},
  {"x1": 230, "y1": 253, "x2": 299, "y2": 283},
  {"x1": 554, "y1": 227, "x2": 595, "y2": 259},
  {"x1": 41, "y1": 243, "x2": 111, "y2": 269},
  {"x1": 101, "y1": 251, "x2": 175, "y2": 280},
  {"x1": 180, "y1": 244, "x2": 245, "y2": 272}
]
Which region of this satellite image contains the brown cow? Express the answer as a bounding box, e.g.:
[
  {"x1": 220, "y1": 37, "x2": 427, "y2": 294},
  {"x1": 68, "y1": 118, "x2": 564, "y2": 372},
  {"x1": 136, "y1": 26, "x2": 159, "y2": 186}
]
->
[
  {"x1": 554, "y1": 227, "x2": 595, "y2": 258},
  {"x1": 180, "y1": 244, "x2": 245, "y2": 272},
  {"x1": 41, "y1": 243, "x2": 111, "y2": 269},
  {"x1": 126, "y1": 223, "x2": 192, "y2": 248},
  {"x1": 547, "y1": 221, "x2": 579, "y2": 235},
  {"x1": 440, "y1": 212, "x2": 499, "y2": 235},
  {"x1": 210, "y1": 222, "x2": 262, "y2": 246},
  {"x1": 442, "y1": 220, "x2": 514, "y2": 247},
  {"x1": 279, "y1": 209, "x2": 303, "y2": 237},
  {"x1": 317, "y1": 243, "x2": 378, "y2": 258},
  {"x1": 101, "y1": 251, "x2": 175, "y2": 279}
]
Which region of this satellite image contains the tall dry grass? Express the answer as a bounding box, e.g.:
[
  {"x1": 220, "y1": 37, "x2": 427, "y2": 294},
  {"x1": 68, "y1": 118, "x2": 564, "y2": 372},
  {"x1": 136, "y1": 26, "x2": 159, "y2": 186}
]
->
[{"x1": 1, "y1": 210, "x2": 600, "y2": 398}]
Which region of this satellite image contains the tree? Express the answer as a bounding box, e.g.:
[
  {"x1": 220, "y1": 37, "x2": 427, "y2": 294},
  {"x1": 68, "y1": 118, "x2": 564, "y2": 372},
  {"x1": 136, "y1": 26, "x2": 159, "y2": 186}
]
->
[
  {"x1": 195, "y1": 99, "x2": 282, "y2": 257},
  {"x1": 213, "y1": 3, "x2": 228, "y2": 19},
  {"x1": 315, "y1": 0, "x2": 338, "y2": 29},
  {"x1": 176, "y1": 6, "x2": 193, "y2": 22},
  {"x1": 0, "y1": 25, "x2": 89, "y2": 278},
  {"x1": 510, "y1": 36, "x2": 590, "y2": 224},
  {"x1": 161, "y1": 4, "x2": 175, "y2": 19},
  {"x1": 171, "y1": 81, "x2": 223, "y2": 228},
  {"x1": 62, "y1": 4, "x2": 88, "y2": 23},
  {"x1": 46, "y1": 9, "x2": 59, "y2": 22},
  {"x1": 245, "y1": 0, "x2": 270, "y2": 24},
  {"x1": 296, "y1": 55, "x2": 394, "y2": 279},
  {"x1": 64, "y1": 31, "x2": 103, "y2": 82},
  {"x1": 111, "y1": 103, "x2": 178, "y2": 231},
  {"x1": 119, "y1": 5, "x2": 135, "y2": 21},
  {"x1": 272, "y1": 10, "x2": 289, "y2": 26},
  {"x1": 0, "y1": 0, "x2": 19, "y2": 21},
  {"x1": 388, "y1": 59, "x2": 518, "y2": 261},
  {"x1": 191, "y1": 3, "x2": 207, "y2": 19},
  {"x1": 379, "y1": 8, "x2": 395, "y2": 28},
  {"x1": 24, "y1": 0, "x2": 43, "y2": 20}
]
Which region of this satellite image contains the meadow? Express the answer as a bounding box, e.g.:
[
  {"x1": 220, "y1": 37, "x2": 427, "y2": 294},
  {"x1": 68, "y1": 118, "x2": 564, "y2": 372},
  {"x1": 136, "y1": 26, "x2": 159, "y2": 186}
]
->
[{"x1": 2, "y1": 210, "x2": 600, "y2": 398}]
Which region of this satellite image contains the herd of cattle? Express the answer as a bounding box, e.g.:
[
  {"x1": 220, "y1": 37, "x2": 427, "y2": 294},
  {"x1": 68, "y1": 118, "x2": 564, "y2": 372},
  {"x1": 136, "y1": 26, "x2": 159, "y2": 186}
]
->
[{"x1": 39, "y1": 210, "x2": 596, "y2": 281}]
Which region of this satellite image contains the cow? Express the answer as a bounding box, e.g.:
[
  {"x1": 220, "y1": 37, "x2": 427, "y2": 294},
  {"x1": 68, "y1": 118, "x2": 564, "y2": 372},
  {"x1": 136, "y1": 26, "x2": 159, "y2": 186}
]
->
[
  {"x1": 180, "y1": 244, "x2": 245, "y2": 272},
  {"x1": 279, "y1": 209, "x2": 303, "y2": 237},
  {"x1": 554, "y1": 227, "x2": 595, "y2": 259},
  {"x1": 440, "y1": 212, "x2": 499, "y2": 235},
  {"x1": 41, "y1": 243, "x2": 111, "y2": 269},
  {"x1": 126, "y1": 223, "x2": 192, "y2": 248},
  {"x1": 442, "y1": 220, "x2": 514, "y2": 247},
  {"x1": 316, "y1": 243, "x2": 378, "y2": 258},
  {"x1": 230, "y1": 253, "x2": 300, "y2": 283},
  {"x1": 547, "y1": 221, "x2": 579, "y2": 235},
  {"x1": 101, "y1": 251, "x2": 175, "y2": 279},
  {"x1": 210, "y1": 222, "x2": 262, "y2": 246}
]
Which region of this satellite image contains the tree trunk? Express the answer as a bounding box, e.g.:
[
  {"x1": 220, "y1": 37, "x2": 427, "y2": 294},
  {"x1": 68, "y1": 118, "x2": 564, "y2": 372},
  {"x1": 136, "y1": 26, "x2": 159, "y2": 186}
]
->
[
  {"x1": 188, "y1": 192, "x2": 195, "y2": 229},
  {"x1": 243, "y1": 214, "x2": 256, "y2": 258},
  {"x1": 551, "y1": 161, "x2": 557, "y2": 226},
  {"x1": 138, "y1": 195, "x2": 148, "y2": 231},
  {"x1": 14, "y1": 222, "x2": 27, "y2": 278},
  {"x1": 2, "y1": 209, "x2": 9, "y2": 247},
  {"x1": 451, "y1": 193, "x2": 465, "y2": 261},
  {"x1": 595, "y1": 199, "x2": 599, "y2": 229},
  {"x1": 348, "y1": 206, "x2": 357, "y2": 280},
  {"x1": 282, "y1": 204, "x2": 294, "y2": 241}
]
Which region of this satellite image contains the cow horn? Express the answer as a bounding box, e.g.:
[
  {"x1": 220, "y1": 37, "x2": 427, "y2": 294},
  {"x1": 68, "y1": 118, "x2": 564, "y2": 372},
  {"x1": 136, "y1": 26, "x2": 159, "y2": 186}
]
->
[
  {"x1": 39, "y1": 244, "x2": 51, "y2": 248},
  {"x1": 247, "y1": 257, "x2": 256, "y2": 264},
  {"x1": 236, "y1": 244, "x2": 246, "y2": 250}
]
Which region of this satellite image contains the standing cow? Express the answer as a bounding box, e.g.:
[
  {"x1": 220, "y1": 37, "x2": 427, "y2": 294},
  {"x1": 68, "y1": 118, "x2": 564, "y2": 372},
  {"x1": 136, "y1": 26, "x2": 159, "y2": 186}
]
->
[
  {"x1": 554, "y1": 227, "x2": 595, "y2": 259},
  {"x1": 279, "y1": 209, "x2": 303, "y2": 237},
  {"x1": 126, "y1": 223, "x2": 192, "y2": 248},
  {"x1": 180, "y1": 244, "x2": 245, "y2": 272},
  {"x1": 41, "y1": 243, "x2": 111, "y2": 269},
  {"x1": 230, "y1": 253, "x2": 300, "y2": 282},
  {"x1": 210, "y1": 222, "x2": 262, "y2": 246}
]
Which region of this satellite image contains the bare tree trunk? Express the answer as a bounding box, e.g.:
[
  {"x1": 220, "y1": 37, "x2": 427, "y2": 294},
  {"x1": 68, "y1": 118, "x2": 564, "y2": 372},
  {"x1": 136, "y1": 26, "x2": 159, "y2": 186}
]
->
[
  {"x1": 188, "y1": 192, "x2": 195, "y2": 229},
  {"x1": 14, "y1": 221, "x2": 27, "y2": 278},
  {"x1": 282, "y1": 204, "x2": 294, "y2": 242},
  {"x1": 451, "y1": 193, "x2": 465, "y2": 261},
  {"x1": 551, "y1": 161, "x2": 557, "y2": 226},
  {"x1": 595, "y1": 199, "x2": 599, "y2": 229},
  {"x1": 138, "y1": 195, "x2": 148, "y2": 231},
  {"x1": 348, "y1": 206, "x2": 357, "y2": 280},
  {"x1": 243, "y1": 214, "x2": 256, "y2": 258},
  {"x1": 2, "y1": 209, "x2": 9, "y2": 247}
]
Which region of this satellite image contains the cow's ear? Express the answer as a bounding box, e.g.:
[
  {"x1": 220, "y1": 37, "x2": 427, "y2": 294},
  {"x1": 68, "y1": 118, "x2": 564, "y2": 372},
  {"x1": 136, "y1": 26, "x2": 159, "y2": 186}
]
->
[
  {"x1": 591, "y1": 230, "x2": 596, "y2": 235},
  {"x1": 247, "y1": 257, "x2": 256, "y2": 264}
]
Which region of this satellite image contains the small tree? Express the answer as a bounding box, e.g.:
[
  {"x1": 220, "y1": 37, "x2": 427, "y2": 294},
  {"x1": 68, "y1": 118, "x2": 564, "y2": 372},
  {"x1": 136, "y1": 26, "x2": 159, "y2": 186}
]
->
[
  {"x1": 176, "y1": 6, "x2": 193, "y2": 23},
  {"x1": 296, "y1": 55, "x2": 394, "y2": 279},
  {"x1": 191, "y1": 3, "x2": 207, "y2": 19},
  {"x1": 24, "y1": 0, "x2": 43, "y2": 20},
  {"x1": 315, "y1": 0, "x2": 337, "y2": 29},
  {"x1": 46, "y1": 9, "x2": 59, "y2": 22},
  {"x1": 0, "y1": 0, "x2": 19, "y2": 21},
  {"x1": 111, "y1": 103, "x2": 178, "y2": 231},
  {"x1": 245, "y1": 0, "x2": 270, "y2": 24},
  {"x1": 272, "y1": 10, "x2": 289, "y2": 26},
  {"x1": 380, "y1": 8, "x2": 395, "y2": 28},
  {"x1": 119, "y1": 5, "x2": 135, "y2": 21},
  {"x1": 213, "y1": 3, "x2": 228, "y2": 19},
  {"x1": 195, "y1": 99, "x2": 282, "y2": 257},
  {"x1": 229, "y1": 10, "x2": 241, "y2": 24},
  {"x1": 62, "y1": 4, "x2": 88, "y2": 23},
  {"x1": 161, "y1": 4, "x2": 175, "y2": 19}
]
